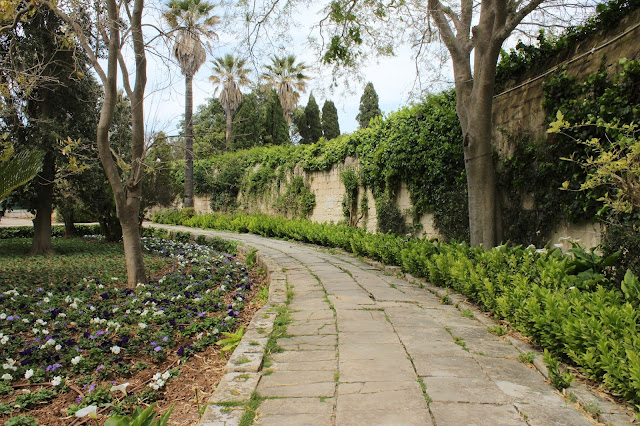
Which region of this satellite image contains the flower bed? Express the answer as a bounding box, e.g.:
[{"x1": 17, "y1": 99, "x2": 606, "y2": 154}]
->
[{"x1": 0, "y1": 236, "x2": 263, "y2": 425}]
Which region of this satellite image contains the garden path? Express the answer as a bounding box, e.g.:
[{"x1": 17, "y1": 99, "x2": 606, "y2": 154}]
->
[{"x1": 148, "y1": 224, "x2": 600, "y2": 426}]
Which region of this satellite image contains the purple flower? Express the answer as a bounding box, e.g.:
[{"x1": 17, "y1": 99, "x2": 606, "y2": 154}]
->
[
  {"x1": 150, "y1": 342, "x2": 157, "y2": 347},
  {"x1": 176, "y1": 346, "x2": 184, "y2": 356},
  {"x1": 96, "y1": 365, "x2": 103, "y2": 372},
  {"x1": 154, "y1": 346, "x2": 162, "y2": 352},
  {"x1": 162, "y1": 337, "x2": 168, "y2": 342}
]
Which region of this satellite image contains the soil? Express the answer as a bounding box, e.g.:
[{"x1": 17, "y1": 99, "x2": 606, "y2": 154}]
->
[{"x1": 0, "y1": 258, "x2": 267, "y2": 426}]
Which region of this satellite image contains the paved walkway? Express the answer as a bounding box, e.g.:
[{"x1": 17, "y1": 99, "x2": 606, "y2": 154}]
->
[{"x1": 149, "y1": 224, "x2": 625, "y2": 425}]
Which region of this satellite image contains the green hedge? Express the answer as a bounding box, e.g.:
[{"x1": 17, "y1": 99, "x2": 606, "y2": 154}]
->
[
  {"x1": 0, "y1": 224, "x2": 102, "y2": 239},
  {"x1": 154, "y1": 209, "x2": 640, "y2": 411}
]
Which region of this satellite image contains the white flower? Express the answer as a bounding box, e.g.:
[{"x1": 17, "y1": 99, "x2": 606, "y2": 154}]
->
[
  {"x1": 51, "y1": 376, "x2": 62, "y2": 386},
  {"x1": 70, "y1": 302, "x2": 78, "y2": 309},
  {"x1": 3, "y1": 359, "x2": 17, "y2": 371},
  {"x1": 75, "y1": 405, "x2": 98, "y2": 419},
  {"x1": 0, "y1": 335, "x2": 8, "y2": 345},
  {"x1": 71, "y1": 356, "x2": 82, "y2": 365},
  {"x1": 89, "y1": 306, "x2": 96, "y2": 311},
  {"x1": 553, "y1": 243, "x2": 563, "y2": 248},
  {"x1": 24, "y1": 369, "x2": 33, "y2": 379},
  {"x1": 0, "y1": 314, "x2": 5, "y2": 320},
  {"x1": 43, "y1": 297, "x2": 50, "y2": 303},
  {"x1": 110, "y1": 346, "x2": 121, "y2": 354},
  {"x1": 2, "y1": 373, "x2": 12, "y2": 380},
  {"x1": 32, "y1": 328, "x2": 39, "y2": 334},
  {"x1": 110, "y1": 382, "x2": 130, "y2": 396},
  {"x1": 41, "y1": 329, "x2": 49, "y2": 335},
  {"x1": 36, "y1": 319, "x2": 46, "y2": 325},
  {"x1": 55, "y1": 344, "x2": 62, "y2": 351},
  {"x1": 138, "y1": 323, "x2": 147, "y2": 329},
  {"x1": 57, "y1": 313, "x2": 66, "y2": 318},
  {"x1": 161, "y1": 371, "x2": 170, "y2": 380},
  {"x1": 196, "y1": 332, "x2": 203, "y2": 340},
  {"x1": 22, "y1": 319, "x2": 29, "y2": 323}
]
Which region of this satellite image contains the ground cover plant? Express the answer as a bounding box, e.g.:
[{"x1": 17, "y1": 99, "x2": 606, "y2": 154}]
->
[
  {"x1": 154, "y1": 209, "x2": 640, "y2": 414},
  {"x1": 0, "y1": 235, "x2": 263, "y2": 424}
]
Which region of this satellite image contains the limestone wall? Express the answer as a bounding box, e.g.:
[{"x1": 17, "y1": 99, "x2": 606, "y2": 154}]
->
[{"x1": 492, "y1": 9, "x2": 640, "y2": 156}]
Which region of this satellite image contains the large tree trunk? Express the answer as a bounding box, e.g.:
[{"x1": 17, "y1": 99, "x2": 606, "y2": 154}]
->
[
  {"x1": 119, "y1": 203, "x2": 146, "y2": 286},
  {"x1": 31, "y1": 150, "x2": 55, "y2": 255},
  {"x1": 184, "y1": 74, "x2": 194, "y2": 207},
  {"x1": 225, "y1": 108, "x2": 233, "y2": 151},
  {"x1": 62, "y1": 209, "x2": 77, "y2": 238}
]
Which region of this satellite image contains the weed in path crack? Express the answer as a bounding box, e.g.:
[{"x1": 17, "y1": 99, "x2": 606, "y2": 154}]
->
[
  {"x1": 239, "y1": 391, "x2": 265, "y2": 426},
  {"x1": 518, "y1": 352, "x2": 535, "y2": 365},
  {"x1": 453, "y1": 336, "x2": 469, "y2": 352},
  {"x1": 417, "y1": 377, "x2": 432, "y2": 404},
  {"x1": 487, "y1": 325, "x2": 506, "y2": 336},
  {"x1": 461, "y1": 309, "x2": 475, "y2": 319}
]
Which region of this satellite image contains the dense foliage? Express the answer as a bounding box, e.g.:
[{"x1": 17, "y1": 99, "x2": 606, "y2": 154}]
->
[
  {"x1": 193, "y1": 90, "x2": 467, "y2": 239},
  {"x1": 497, "y1": 58, "x2": 640, "y2": 273},
  {"x1": 356, "y1": 82, "x2": 382, "y2": 129},
  {"x1": 495, "y1": 0, "x2": 640, "y2": 91},
  {"x1": 0, "y1": 235, "x2": 255, "y2": 422},
  {"x1": 321, "y1": 100, "x2": 340, "y2": 140},
  {"x1": 154, "y1": 210, "x2": 640, "y2": 411}
]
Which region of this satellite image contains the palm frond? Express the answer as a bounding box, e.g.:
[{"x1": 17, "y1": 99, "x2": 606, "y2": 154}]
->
[{"x1": 0, "y1": 149, "x2": 44, "y2": 201}]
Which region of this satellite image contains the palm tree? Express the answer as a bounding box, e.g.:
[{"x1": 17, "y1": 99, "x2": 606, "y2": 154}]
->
[
  {"x1": 164, "y1": 0, "x2": 218, "y2": 208},
  {"x1": 210, "y1": 54, "x2": 251, "y2": 150},
  {"x1": 262, "y1": 55, "x2": 310, "y2": 123}
]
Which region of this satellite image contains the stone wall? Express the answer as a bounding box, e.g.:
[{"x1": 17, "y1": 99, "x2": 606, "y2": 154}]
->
[{"x1": 492, "y1": 9, "x2": 640, "y2": 156}]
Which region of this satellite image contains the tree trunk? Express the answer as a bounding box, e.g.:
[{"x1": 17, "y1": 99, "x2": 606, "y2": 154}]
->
[
  {"x1": 184, "y1": 74, "x2": 194, "y2": 208},
  {"x1": 225, "y1": 107, "x2": 233, "y2": 151},
  {"x1": 120, "y1": 205, "x2": 146, "y2": 286},
  {"x1": 30, "y1": 151, "x2": 55, "y2": 255},
  {"x1": 63, "y1": 208, "x2": 77, "y2": 238}
]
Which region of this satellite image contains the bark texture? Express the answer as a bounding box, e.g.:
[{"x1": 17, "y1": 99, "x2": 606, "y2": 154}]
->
[
  {"x1": 30, "y1": 151, "x2": 55, "y2": 255},
  {"x1": 184, "y1": 74, "x2": 194, "y2": 208}
]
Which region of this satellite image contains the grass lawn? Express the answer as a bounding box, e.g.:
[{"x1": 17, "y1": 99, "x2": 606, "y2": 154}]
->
[{"x1": 0, "y1": 237, "x2": 265, "y2": 425}]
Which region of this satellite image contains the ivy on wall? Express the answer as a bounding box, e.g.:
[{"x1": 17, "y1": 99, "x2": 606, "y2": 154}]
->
[
  {"x1": 498, "y1": 58, "x2": 640, "y2": 267},
  {"x1": 495, "y1": 0, "x2": 640, "y2": 91},
  {"x1": 192, "y1": 90, "x2": 468, "y2": 240}
]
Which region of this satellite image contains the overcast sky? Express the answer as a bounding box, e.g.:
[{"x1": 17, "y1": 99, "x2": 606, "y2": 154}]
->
[{"x1": 140, "y1": 1, "x2": 597, "y2": 139}]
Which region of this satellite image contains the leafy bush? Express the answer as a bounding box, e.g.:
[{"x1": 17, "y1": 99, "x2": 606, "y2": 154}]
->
[{"x1": 0, "y1": 224, "x2": 102, "y2": 239}]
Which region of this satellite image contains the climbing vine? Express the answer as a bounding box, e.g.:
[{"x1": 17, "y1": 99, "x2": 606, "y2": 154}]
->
[{"x1": 495, "y1": 0, "x2": 640, "y2": 90}]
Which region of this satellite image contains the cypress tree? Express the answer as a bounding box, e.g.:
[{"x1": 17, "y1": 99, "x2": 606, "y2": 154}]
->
[
  {"x1": 263, "y1": 90, "x2": 290, "y2": 146},
  {"x1": 232, "y1": 92, "x2": 262, "y2": 150},
  {"x1": 292, "y1": 106, "x2": 309, "y2": 144},
  {"x1": 305, "y1": 93, "x2": 322, "y2": 144},
  {"x1": 356, "y1": 82, "x2": 382, "y2": 128},
  {"x1": 321, "y1": 100, "x2": 340, "y2": 140}
]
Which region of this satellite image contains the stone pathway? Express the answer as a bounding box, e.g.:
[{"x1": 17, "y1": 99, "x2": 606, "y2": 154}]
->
[{"x1": 148, "y1": 224, "x2": 633, "y2": 425}]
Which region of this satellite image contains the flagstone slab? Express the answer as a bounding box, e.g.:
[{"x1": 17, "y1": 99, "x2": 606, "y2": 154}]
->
[
  {"x1": 270, "y1": 350, "x2": 336, "y2": 363},
  {"x1": 336, "y1": 409, "x2": 433, "y2": 426},
  {"x1": 513, "y1": 402, "x2": 594, "y2": 426},
  {"x1": 256, "y1": 413, "x2": 333, "y2": 425},
  {"x1": 258, "y1": 397, "x2": 335, "y2": 415},
  {"x1": 412, "y1": 355, "x2": 487, "y2": 378},
  {"x1": 422, "y1": 376, "x2": 509, "y2": 404},
  {"x1": 278, "y1": 334, "x2": 337, "y2": 350},
  {"x1": 429, "y1": 402, "x2": 525, "y2": 425}
]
